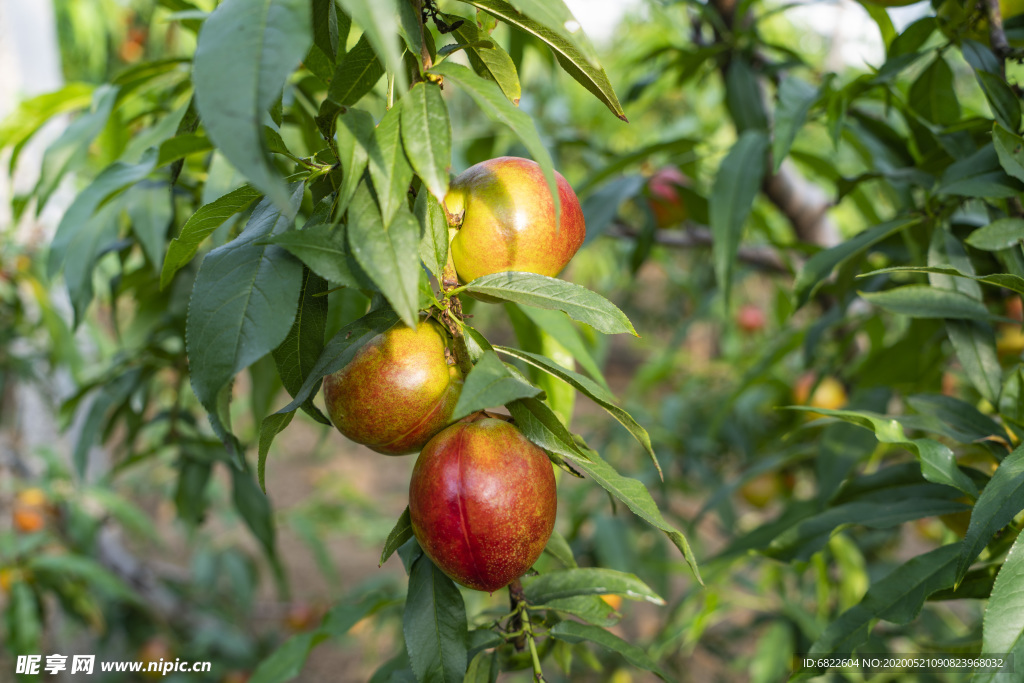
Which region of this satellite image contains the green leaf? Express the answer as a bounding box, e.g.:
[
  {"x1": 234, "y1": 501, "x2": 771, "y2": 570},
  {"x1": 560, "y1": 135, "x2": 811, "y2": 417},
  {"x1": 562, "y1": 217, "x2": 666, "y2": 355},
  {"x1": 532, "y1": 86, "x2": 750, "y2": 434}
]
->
[
  {"x1": 994, "y1": 122, "x2": 1024, "y2": 184},
  {"x1": 33, "y1": 85, "x2": 118, "y2": 212},
  {"x1": 428, "y1": 61, "x2": 560, "y2": 221},
  {"x1": 415, "y1": 190, "x2": 450, "y2": 281},
  {"x1": 314, "y1": 0, "x2": 339, "y2": 55},
  {"x1": 957, "y1": 445, "x2": 1024, "y2": 582},
  {"x1": 974, "y1": 534, "x2": 1024, "y2": 682},
  {"x1": 580, "y1": 175, "x2": 646, "y2": 247},
  {"x1": 710, "y1": 130, "x2": 769, "y2": 306},
  {"x1": 6, "y1": 581, "x2": 41, "y2": 656},
  {"x1": 908, "y1": 56, "x2": 960, "y2": 126},
  {"x1": 544, "y1": 595, "x2": 621, "y2": 627},
  {"x1": 976, "y1": 69, "x2": 1022, "y2": 132},
  {"x1": 458, "y1": 0, "x2": 626, "y2": 120},
  {"x1": 347, "y1": 188, "x2": 422, "y2": 328},
  {"x1": 265, "y1": 224, "x2": 366, "y2": 288},
  {"x1": 250, "y1": 633, "x2": 323, "y2": 683},
  {"x1": 794, "y1": 217, "x2": 918, "y2": 309},
  {"x1": 517, "y1": 305, "x2": 607, "y2": 388},
  {"x1": 861, "y1": 265, "x2": 1024, "y2": 299},
  {"x1": 522, "y1": 568, "x2": 664, "y2": 605},
  {"x1": 126, "y1": 183, "x2": 173, "y2": 271},
  {"x1": 862, "y1": 2, "x2": 896, "y2": 48},
  {"x1": 380, "y1": 506, "x2": 413, "y2": 567},
  {"x1": 337, "y1": 0, "x2": 404, "y2": 89},
  {"x1": 156, "y1": 132, "x2": 213, "y2": 167},
  {"x1": 176, "y1": 456, "x2": 213, "y2": 525},
  {"x1": 277, "y1": 307, "x2": 400, "y2": 415},
  {"x1": 946, "y1": 320, "x2": 1001, "y2": 405},
  {"x1": 51, "y1": 152, "x2": 160, "y2": 323},
  {"x1": 366, "y1": 103, "x2": 414, "y2": 226},
  {"x1": 543, "y1": 530, "x2": 577, "y2": 568},
  {"x1": 258, "y1": 411, "x2": 294, "y2": 492},
  {"x1": 763, "y1": 498, "x2": 969, "y2": 562},
  {"x1": 0, "y1": 82, "x2": 94, "y2": 166},
  {"x1": 907, "y1": 393, "x2": 1009, "y2": 446},
  {"x1": 193, "y1": 0, "x2": 310, "y2": 209},
  {"x1": 404, "y1": 554, "x2": 468, "y2": 683},
  {"x1": 250, "y1": 597, "x2": 385, "y2": 683},
  {"x1": 966, "y1": 217, "x2": 1024, "y2": 252},
  {"x1": 161, "y1": 185, "x2": 262, "y2": 289},
  {"x1": 327, "y1": 33, "x2": 385, "y2": 106},
  {"x1": 925, "y1": 226, "x2": 1002, "y2": 405},
  {"x1": 49, "y1": 148, "x2": 159, "y2": 279},
  {"x1": 272, "y1": 268, "x2": 331, "y2": 423},
  {"x1": 549, "y1": 622, "x2": 667, "y2": 680},
  {"x1": 72, "y1": 369, "x2": 142, "y2": 477},
  {"x1": 772, "y1": 76, "x2": 818, "y2": 172},
  {"x1": 453, "y1": 350, "x2": 541, "y2": 420},
  {"x1": 460, "y1": 272, "x2": 637, "y2": 336},
  {"x1": 860, "y1": 285, "x2": 992, "y2": 320},
  {"x1": 563, "y1": 445, "x2": 701, "y2": 584},
  {"x1": 506, "y1": 397, "x2": 590, "y2": 462},
  {"x1": 495, "y1": 346, "x2": 657, "y2": 474},
  {"x1": 803, "y1": 545, "x2": 959, "y2": 664},
  {"x1": 463, "y1": 651, "x2": 498, "y2": 683},
  {"x1": 401, "y1": 83, "x2": 451, "y2": 203},
  {"x1": 787, "y1": 406, "x2": 979, "y2": 498},
  {"x1": 938, "y1": 145, "x2": 1024, "y2": 198},
  {"x1": 449, "y1": 14, "x2": 521, "y2": 104},
  {"x1": 186, "y1": 187, "x2": 305, "y2": 450},
  {"x1": 336, "y1": 108, "x2": 375, "y2": 213},
  {"x1": 231, "y1": 465, "x2": 277, "y2": 557},
  {"x1": 725, "y1": 57, "x2": 769, "y2": 133},
  {"x1": 28, "y1": 554, "x2": 143, "y2": 605}
]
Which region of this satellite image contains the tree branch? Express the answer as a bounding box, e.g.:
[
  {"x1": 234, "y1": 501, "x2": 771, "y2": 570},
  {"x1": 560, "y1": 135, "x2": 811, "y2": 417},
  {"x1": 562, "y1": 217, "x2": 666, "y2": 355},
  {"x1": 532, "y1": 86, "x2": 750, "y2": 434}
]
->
[
  {"x1": 982, "y1": 0, "x2": 1011, "y2": 66},
  {"x1": 606, "y1": 222, "x2": 792, "y2": 273}
]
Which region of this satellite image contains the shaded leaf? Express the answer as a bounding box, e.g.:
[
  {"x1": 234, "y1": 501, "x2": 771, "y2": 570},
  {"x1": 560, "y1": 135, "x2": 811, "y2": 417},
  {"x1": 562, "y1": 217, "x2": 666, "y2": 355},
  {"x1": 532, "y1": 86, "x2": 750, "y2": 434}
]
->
[
  {"x1": 272, "y1": 268, "x2": 331, "y2": 423},
  {"x1": 710, "y1": 130, "x2": 769, "y2": 306},
  {"x1": 161, "y1": 185, "x2": 262, "y2": 289}
]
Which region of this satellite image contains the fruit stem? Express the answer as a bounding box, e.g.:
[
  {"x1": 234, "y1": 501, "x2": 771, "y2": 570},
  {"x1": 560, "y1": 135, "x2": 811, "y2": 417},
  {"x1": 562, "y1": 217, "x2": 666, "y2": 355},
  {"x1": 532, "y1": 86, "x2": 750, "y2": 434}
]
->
[
  {"x1": 441, "y1": 253, "x2": 475, "y2": 377},
  {"x1": 522, "y1": 608, "x2": 546, "y2": 682}
]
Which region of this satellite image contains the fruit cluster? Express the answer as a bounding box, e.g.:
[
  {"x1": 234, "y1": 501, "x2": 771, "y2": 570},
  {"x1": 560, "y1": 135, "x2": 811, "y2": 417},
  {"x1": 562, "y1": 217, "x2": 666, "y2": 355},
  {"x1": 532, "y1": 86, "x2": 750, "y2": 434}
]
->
[{"x1": 322, "y1": 157, "x2": 585, "y2": 593}]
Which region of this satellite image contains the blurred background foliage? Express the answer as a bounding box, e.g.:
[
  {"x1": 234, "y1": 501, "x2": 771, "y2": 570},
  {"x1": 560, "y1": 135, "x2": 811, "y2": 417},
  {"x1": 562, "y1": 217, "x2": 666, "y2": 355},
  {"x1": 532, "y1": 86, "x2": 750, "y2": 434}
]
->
[{"x1": 3, "y1": 0, "x2": 1024, "y2": 680}]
